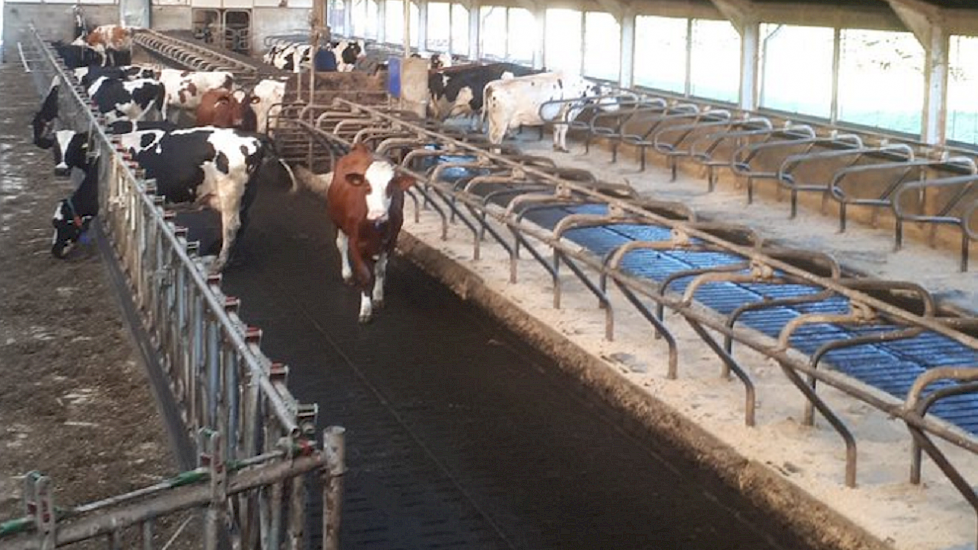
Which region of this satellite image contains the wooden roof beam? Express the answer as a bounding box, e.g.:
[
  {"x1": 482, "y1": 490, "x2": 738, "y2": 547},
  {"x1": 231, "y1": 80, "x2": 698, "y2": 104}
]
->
[
  {"x1": 709, "y1": 0, "x2": 755, "y2": 34},
  {"x1": 885, "y1": 0, "x2": 943, "y2": 43}
]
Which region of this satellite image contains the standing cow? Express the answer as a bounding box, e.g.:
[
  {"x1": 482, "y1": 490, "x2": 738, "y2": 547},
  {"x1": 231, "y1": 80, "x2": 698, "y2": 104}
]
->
[
  {"x1": 428, "y1": 63, "x2": 539, "y2": 126},
  {"x1": 50, "y1": 136, "x2": 100, "y2": 258},
  {"x1": 323, "y1": 143, "x2": 415, "y2": 323},
  {"x1": 86, "y1": 75, "x2": 167, "y2": 124},
  {"x1": 157, "y1": 69, "x2": 235, "y2": 120},
  {"x1": 51, "y1": 127, "x2": 276, "y2": 272},
  {"x1": 483, "y1": 71, "x2": 617, "y2": 152}
]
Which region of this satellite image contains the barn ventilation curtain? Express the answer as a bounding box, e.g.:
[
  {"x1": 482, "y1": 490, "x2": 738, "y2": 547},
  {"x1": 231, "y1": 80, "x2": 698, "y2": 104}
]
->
[
  {"x1": 948, "y1": 35, "x2": 978, "y2": 146},
  {"x1": 690, "y1": 19, "x2": 739, "y2": 103},
  {"x1": 545, "y1": 8, "x2": 582, "y2": 73},
  {"x1": 838, "y1": 29, "x2": 923, "y2": 135},
  {"x1": 634, "y1": 16, "x2": 687, "y2": 94},
  {"x1": 759, "y1": 24, "x2": 833, "y2": 118},
  {"x1": 584, "y1": 11, "x2": 619, "y2": 81}
]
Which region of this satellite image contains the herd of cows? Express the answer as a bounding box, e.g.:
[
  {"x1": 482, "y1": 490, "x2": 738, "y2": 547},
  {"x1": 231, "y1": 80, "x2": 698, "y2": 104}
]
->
[{"x1": 31, "y1": 24, "x2": 620, "y2": 321}]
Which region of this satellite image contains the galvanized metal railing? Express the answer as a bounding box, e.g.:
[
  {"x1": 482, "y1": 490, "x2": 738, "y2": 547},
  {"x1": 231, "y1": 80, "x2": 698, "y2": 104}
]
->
[
  {"x1": 24, "y1": 23, "x2": 314, "y2": 462},
  {"x1": 0, "y1": 428, "x2": 346, "y2": 550},
  {"x1": 277, "y1": 97, "x2": 978, "y2": 544},
  {"x1": 18, "y1": 25, "x2": 341, "y2": 547}
]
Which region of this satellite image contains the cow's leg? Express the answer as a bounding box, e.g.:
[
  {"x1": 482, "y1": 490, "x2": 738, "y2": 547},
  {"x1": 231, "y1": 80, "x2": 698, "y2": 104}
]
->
[
  {"x1": 212, "y1": 207, "x2": 241, "y2": 273},
  {"x1": 358, "y1": 292, "x2": 373, "y2": 323},
  {"x1": 553, "y1": 123, "x2": 569, "y2": 153},
  {"x1": 335, "y1": 231, "x2": 352, "y2": 283},
  {"x1": 372, "y1": 252, "x2": 387, "y2": 309}
]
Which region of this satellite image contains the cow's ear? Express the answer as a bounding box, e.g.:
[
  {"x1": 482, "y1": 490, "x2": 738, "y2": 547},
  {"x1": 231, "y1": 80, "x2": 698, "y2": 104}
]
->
[
  {"x1": 249, "y1": 96, "x2": 261, "y2": 104},
  {"x1": 391, "y1": 174, "x2": 415, "y2": 191},
  {"x1": 345, "y1": 173, "x2": 366, "y2": 186}
]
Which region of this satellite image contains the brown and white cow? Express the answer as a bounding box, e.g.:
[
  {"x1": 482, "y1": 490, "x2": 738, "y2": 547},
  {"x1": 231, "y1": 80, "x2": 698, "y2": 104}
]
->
[
  {"x1": 196, "y1": 88, "x2": 258, "y2": 131},
  {"x1": 73, "y1": 24, "x2": 132, "y2": 66},
  {"x1": 158, "y1": 69, "x2": 235, "y2": 120},
  {"x1": 323, "y1": 143, "x2": 415, "y2": 322}
]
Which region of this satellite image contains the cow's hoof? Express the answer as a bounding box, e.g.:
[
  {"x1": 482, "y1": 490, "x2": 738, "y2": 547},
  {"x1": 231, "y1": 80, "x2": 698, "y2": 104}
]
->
[
  {"x1": 342, "y1": 275, "x2": 354, "y2": 285},
  {"x1": 553, "y1": 145, "x2": 569, "y2": 153},
  {"x1": 358, "y1": 313, "x2": 373, "y2": 324},
  {"x1": 373, "y1": 298, "x2": 385, "y2": 310}
]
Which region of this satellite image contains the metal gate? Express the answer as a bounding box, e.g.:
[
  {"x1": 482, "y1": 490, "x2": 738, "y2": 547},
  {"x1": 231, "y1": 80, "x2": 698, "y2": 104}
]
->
[{"x1": 2, "y1": 26, "x2": 345, "y2": 550}]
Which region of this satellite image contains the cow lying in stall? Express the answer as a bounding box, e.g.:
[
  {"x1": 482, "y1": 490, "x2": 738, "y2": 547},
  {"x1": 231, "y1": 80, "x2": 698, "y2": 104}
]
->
[
  {"x1": 292, "y1": 143, "x2": 415, "y2": 322},
  {"x1": 483, "y1": 70, "x2": 618, "y2": 152},
  {"x1": 49, "y1": 127, "x2": 287, "y2": 272}
]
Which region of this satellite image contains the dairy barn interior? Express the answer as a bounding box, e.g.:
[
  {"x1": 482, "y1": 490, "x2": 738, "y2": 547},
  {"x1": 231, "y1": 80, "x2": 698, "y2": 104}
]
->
[{"x1": 2, "y1": 0, "x2": 978, "y2": 548}]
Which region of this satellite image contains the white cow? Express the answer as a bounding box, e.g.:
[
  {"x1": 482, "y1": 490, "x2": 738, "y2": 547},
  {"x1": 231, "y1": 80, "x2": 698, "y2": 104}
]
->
[
  {"x1": 249, "y1": 77, "x2": 288, "y2": 134},
  {"x1": 483, "y1": 71, "x2": 616, "y2": 152}
]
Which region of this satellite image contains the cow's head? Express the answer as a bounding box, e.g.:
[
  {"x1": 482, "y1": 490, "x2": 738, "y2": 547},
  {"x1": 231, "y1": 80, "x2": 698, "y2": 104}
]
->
[
  {"x1": 51, "y1": 195, "x2": 91, "y2": 258},
  {"x1": 52, "y1": 130, "x2": 90, "y2": 176},
  {"x1": 583, "y1": 82, "x2": 620, "y2": 112},
  {"x1": 344, "y1": 143, "x2": 416, "y2": 222},
  {"x1": 32, "y1": 79, "x2": 60, "y2": 149}
]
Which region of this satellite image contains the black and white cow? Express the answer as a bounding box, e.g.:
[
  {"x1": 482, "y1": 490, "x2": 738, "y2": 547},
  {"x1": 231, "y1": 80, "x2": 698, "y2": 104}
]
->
[
  {"x1": 32, "y1": 78, "x2": 60, "y2": 149},
  {"x1": 264, "y1": 39, "x2": 366, "y2": 72},
  {"x1": 52, "y1": 40, "x2": 106, "y2": 68},
  {"x1": 51, "y1": 127, "x2": 279, "y2": 271},
  {"x1": 428, "y1": 63, "x2": 539, "y2": 125},
  {"x1": 483, "y1": 70, "x2": 618, "y2": 152},
  {"x1": 121, "y1": 127, "x2": 273, "y2": 271},
  {"x1": 86, "y1": 75, "x2": 167, "y2": 124},
  {"x1": 51, "y1": 135, "x2": 99, "y2": 258},
  {"x1": 74, "y1": 65, "x2": 156, "y2": 87}
]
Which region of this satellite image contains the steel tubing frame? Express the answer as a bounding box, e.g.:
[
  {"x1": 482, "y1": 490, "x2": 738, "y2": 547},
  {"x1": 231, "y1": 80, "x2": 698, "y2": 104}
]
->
[
  {"x1": 23, "y1": 25, "x2": 317, "y2": 467},
  {"x1": 132, "y1": 28, "x2": 258, "y2": 77},
  {"x1": 284, "y1": 97, "x2": 978, "y2": 535},
  {"x1": 2, "y1": 429, "x2": 345, "y2": 550}
]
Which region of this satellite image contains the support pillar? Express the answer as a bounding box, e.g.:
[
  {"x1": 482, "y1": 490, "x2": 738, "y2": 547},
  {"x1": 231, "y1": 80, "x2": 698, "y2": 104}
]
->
[
  {"x1": 739, "y1": 21, "x2": 759, "y2": 111},
  {"x1": 922, "y1": 27, "x2": 949, "y2": 144},
  {"x1": 619, "y1": 10, "x2": 635, "y2": 88},
  {"x1": 418, "y1": 0, "x2": 429, "y2": 50},
  {"x1": 468, "y1": 0, "x2": 481, "y2": 60}
]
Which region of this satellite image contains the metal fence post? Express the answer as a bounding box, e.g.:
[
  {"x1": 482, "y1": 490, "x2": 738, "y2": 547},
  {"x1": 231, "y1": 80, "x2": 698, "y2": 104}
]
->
[{"x1": 323, "y1": 426, "x2": 346, "y2": 550}]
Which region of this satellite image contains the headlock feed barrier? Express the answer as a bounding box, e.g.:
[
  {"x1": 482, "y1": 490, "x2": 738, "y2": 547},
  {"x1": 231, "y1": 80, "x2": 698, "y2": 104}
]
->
[
  {"x1": 268, "y1": 92, "x2": 978, "y2": 543},
  {"x1": 1, "y1": 26, "x2": 345, "y2": 550}
]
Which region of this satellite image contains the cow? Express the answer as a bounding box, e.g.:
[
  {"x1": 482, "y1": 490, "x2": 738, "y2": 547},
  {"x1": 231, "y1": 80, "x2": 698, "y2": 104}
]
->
[
  {"x1": 483, "y1": 71, "x2": 617, "y2": 152},
  {"x1": 249, "y1": 78, "x2": 288, "y2": 134},
  {"x1": 265, "y1": 42, "x2": 311, "y2": 72},
  {"x1": 52, "y1": 40, "x2": 105, "y2": 69},
  {"x1": 74, "y1": 24, "x2": 133, "y2": 66},
  {"x1": 51, "y1": 136, "x2": 99, "y2": 259},
  {"x1": 32, "y1": 77, "x2": 60, "y2": 149},
  {"x1": 139, "y1": 128, "x2": 277, "y2": 271},
  {"x1": 428, "y1": 63, "x2": 539, "y2": 126},
  {"x1": 195, "y1": 88, "x2": 257, "y2": 131},
  {"x1": 323, "y1": 142, "x2": 415, "y2": 323},
  {"x1": 411, "y1": 51, "x2": 454, "y2": 70},
  {"x1": 87, "y1": 75, "x2": 167, "y2": 124},
  {"x1": 157, "y1": 69, "x2": 235, "y2": 119},
  {"x1": 74, "y1": 65, "x2": 156, "y2": 87},
  {"x1": 266, "y1": 39, "x2": 366, "y2": 73}
]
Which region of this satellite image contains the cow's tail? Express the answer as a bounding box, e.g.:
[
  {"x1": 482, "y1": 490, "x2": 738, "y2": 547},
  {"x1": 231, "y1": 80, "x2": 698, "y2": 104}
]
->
[
  {"x1": 292, "y1": 165, "x2": 333, "y2": 199},
  {"x1": 256, "y1": 134, "x2": 298, "y2": 192}
]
